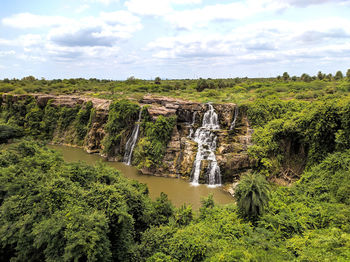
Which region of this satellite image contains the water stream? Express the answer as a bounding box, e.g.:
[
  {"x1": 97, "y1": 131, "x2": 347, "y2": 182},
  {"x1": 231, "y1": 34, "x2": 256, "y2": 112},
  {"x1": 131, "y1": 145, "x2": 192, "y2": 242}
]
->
[
  {"x1": 123, "y1": 108, "x2": 142, "y2": 165},
  {"x1": 230, "y1": 106, "x2": 238, "y2": 130},
  {"x1": 188, "y1": 111, "x2": 197, "y2": 139},
  {"x1": 191, "y1": 104, "x2": 221, "y2": 187}
]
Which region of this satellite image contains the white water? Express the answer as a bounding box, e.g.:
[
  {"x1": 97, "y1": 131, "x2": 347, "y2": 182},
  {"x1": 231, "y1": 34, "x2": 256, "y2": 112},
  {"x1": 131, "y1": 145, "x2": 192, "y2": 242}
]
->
[
  {"x1": 123, "y1": 108, "x2": 142, "y2": 165},
  {"x1": 191, "y1": 104, "x2": 221, "y2": 187},
  {"x1": 230, "y1": 106, "x2": 238, "y2": 130},
  {"x1": 188, "y1": 111, "x2": 197, "y2": 139}
]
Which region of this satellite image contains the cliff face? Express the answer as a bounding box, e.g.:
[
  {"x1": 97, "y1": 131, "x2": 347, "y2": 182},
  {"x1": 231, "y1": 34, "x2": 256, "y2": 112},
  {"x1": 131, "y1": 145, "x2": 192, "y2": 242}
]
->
[
  {"x1": 139, "y1": 95, "x2": 253, "y2": 182},
  {"x1": 1, "y1": 93, "x2": 253, "y2": 183}
]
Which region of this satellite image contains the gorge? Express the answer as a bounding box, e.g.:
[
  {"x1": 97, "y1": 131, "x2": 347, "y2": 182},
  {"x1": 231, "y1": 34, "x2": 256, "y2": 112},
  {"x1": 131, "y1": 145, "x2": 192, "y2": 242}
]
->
[{"x1": 0, "y1": 93, "x2": 254, "y2": 187}]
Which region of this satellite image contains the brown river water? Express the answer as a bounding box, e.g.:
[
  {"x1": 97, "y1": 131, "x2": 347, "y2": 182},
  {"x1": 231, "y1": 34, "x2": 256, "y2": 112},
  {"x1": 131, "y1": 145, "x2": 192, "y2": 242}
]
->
[{"x1": 48, "y1": 145, "x2": 234, "y2": 209}]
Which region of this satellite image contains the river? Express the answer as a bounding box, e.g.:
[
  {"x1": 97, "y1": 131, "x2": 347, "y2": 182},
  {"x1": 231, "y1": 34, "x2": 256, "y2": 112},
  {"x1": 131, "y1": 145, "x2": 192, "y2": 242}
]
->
[{"x1": 48, "y1": 145, "x2": 234, "y2": 209}]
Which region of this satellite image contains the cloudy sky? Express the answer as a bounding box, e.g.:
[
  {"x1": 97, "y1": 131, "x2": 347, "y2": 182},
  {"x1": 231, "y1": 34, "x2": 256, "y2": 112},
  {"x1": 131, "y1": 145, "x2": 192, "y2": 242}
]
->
[{"x1": 0, "y1": 0, "x2": 350, "y2": 79}]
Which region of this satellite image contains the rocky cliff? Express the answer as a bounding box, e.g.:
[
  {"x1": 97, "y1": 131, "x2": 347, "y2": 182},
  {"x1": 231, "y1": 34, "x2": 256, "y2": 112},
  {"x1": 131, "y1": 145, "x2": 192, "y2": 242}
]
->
[
  {"x1": 139, "y1": 95, "x2": 253, "y2": 182},
  {"x1": 1, "y1": 93, "x2": 253, "y2": 184}
]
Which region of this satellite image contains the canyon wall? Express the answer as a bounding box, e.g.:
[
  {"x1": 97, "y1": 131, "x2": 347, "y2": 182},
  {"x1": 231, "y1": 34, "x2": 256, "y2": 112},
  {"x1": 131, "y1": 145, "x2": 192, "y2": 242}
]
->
[{"x1": 1, "y1": 93, "x2": 253, "y2": 183}]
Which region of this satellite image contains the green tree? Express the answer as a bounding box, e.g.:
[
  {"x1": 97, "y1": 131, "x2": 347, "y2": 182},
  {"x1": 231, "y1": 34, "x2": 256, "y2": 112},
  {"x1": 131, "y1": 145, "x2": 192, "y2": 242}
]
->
[
  {"x1": 301, "y1": 73, "x2": 312, "y2": 82},
  {"x1": 217, "y1": 79, "x2": 225, "y2": 88},
  {"x1": 0, "y1": 141, "x2": 161, "y2": 262},
  {"x1": 335, "y1": 70, "x2": 344, "y2": 80},
  {"x1": 346, "y1": 69, "x2": 350, "y2": 80},
  {"x1": 235, "y1": 173, "x2": 270, "y2": 221},
  {"x1": 282, "y1": 72, "x2": 290, "y2": 81},
  {"x1": 154, "y1": 77, "x2": 161, "y2": 85},
  {"x1": 317, "y1": 71, "x2": 325, "y2": 80},
  {"x1": 326, "y1": 73, "x2": 333, "y2": 81},
  {"x1": 196, "y1": 78, "x2": 208, "y2": 92}
]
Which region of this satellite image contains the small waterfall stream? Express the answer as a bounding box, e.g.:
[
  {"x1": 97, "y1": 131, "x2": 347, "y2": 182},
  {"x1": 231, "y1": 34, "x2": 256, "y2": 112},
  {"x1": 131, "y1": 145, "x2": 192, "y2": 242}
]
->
[
  {"x1": 123, "y1": 108, "x2": 142, "y2": 165},
  {"x1": 191, "y1": 104, "x2": 221, "y2": 187},
  {"x1": 230, "y1": 106, "x2": 238, "y2": 130},
  {"x1": 188, "y1": 111, "x2": 197, "y2": 138}
]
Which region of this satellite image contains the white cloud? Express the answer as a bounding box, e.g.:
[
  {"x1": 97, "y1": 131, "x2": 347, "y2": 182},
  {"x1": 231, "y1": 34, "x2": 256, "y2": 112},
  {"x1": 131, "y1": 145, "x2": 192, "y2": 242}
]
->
[
  {"x1": 0, "y1": 50, "x2": 16, "y2": 57},
  {"x1": 125, "y1": 0, "x2": 202, "y2": 16},
  {"x1": 17, "y1": 53, "x2": 46, "y2": 62},
  {"x1": 147, "y1": 17, "x2": 350, "y2": 65},
  {"x1": 18, "y1": 34, "x2": 43, "y2": 47},
  {"x1": 0, "y1": 38, "x2": 12, "y2": 46},
  {"x1": 84, "y1": 0, "x2": 119, "y2": 5},
  {"x1": 76, "y1": 4, "x2": 90, "y2": 13},
  {"x1": 151, "y1": 0, "x2": 285, "y2": 30},
  {"x1": 48, "y1": 11, "x2": 142, "y2": 47},
  {"x1": 2, "y1": 13, "x2": 71, "y2": 29},
  {"x1": 45, "y1": 43, "x2": 120, "y2": 62},
  {"x1": 280, "y1": 0, "x2": 350, "y2": 7},
  {"x1": 1, "y1": 10, "x2": 142, "y2": 64},
  {"x1": 101, "y1": 10, "x2": 141, "y2": 25},
  {"x1": 137, "y1": 0, "x2": 350, "y2": 30}
]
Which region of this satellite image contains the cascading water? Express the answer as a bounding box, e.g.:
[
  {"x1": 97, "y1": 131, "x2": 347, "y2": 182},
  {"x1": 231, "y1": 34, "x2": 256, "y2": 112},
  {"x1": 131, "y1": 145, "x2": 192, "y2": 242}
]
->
[
  {"x1": 188, "y1": 111, "x2": 197, "y2": 139},
  {"x1": 230, "y1": 106, "x2": 238, "y2": 130},
  {"x1": 123, "y1": 108, "x2": 142, "y2": 165},
  {"x1": 191, "y1": 104, "x2": 221, "y2": 187}
]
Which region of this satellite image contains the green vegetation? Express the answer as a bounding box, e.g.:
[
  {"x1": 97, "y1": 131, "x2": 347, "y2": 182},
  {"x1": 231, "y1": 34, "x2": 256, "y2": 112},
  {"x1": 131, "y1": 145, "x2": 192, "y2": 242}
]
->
[
  {"x1": 0, "y1": 124, "x2": 22, "y2": 143},
  {"x1": 133, "y1": 111, "x2": 176, "y2": 169},
  {"x1": 1, "y1": 141, "x2": 348, "y2": 261},
  {"x1": 1, "y1": 70, "x2": 350, "y2": 261},
  {"x1": 235, "y1": 173, "x2": 270, "y2": 221},
  {"x1": 1, "y1": 70, "x2": 349, "y2": 104},
  {"x1": 102, "y1": 100, "x2": 140, "y2": 157},
  {"x1": 75, "y1": 101, "x2": 93, "y2": 141},
  {"x1": 0, "y1": 141, "x2": 174, "y2": 262}
]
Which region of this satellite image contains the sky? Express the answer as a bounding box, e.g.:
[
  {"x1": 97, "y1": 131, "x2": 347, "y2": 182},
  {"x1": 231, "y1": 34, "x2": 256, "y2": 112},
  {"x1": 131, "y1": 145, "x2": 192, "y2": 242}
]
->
[{"x1": 0, "y1": 0, "x2": 350, "y2": 80}]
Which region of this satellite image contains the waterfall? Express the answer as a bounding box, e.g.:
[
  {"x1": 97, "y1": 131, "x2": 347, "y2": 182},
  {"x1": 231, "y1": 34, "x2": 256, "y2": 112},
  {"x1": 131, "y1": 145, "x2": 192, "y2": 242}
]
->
[
  {"x1": 191, "y1": 104, "x2": 221, "y2": 187},
  {"x1": 230, "y1": 106, "x2": 238, "y2": 130},
  {"x1": 123, "y1": 108, "x2": 142, "y2": 165},
  {"x1": 188, "y1": 111, "x2": 197, "y2": 139}
]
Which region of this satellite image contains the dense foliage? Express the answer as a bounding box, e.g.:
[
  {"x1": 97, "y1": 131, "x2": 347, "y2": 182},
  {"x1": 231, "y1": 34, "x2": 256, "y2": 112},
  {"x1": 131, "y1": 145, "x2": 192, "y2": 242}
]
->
[
  {"x1": 133, "y1": 109, "x2": 176, "y2": 169},
  {"x1": 247, "y1": 96, "x2": 350, "y2": 177},
  {"x1": 0, "y1": 141, "x2": 174, "y2": 262},
  {"x1": 102, "y1": 100, "x2": 140, "y2": 157},
  {"x1": 0, "y1": 95, "x2": 94, "y2": 145},
  {"x1": 1, "y1": 71, "x2": 350, "y2": 261},
  {"x1": 1, "y1": 141, "x2": 349, "y2": 261}
]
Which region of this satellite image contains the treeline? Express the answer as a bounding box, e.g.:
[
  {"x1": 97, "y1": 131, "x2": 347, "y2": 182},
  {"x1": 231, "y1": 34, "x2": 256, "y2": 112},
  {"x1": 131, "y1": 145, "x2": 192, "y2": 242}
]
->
[
  {"x1": 1, "y1": 69, "x2": 349, "y2": 99},
  {"x1": 1, "y1": 141, "x2": 349, "y2": 261}
]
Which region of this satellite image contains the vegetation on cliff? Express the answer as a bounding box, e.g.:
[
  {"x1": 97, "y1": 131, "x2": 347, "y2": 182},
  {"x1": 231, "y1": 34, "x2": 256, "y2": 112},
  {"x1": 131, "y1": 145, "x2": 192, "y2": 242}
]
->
[
  {"x1": 133, "y1": 112, "x2": 176, "y2": 169},
  {"x1": 102, "y1": 100, "x2": 140, "y2": 157}
]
